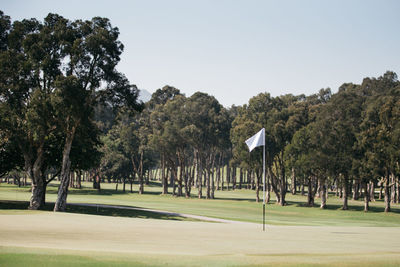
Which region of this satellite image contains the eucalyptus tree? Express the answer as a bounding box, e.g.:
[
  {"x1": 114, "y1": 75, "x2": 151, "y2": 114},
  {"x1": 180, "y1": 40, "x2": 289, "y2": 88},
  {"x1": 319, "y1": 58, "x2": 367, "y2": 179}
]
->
[
  {"x1": 358, "y1": 72, "x2": 400, "y2": 212},
  {"x1": 231, "y1": 108, "x2": 264, "y2": 201},
  {"x1": 285, "y1": 124, "x2": 319, "y2": 207},
  {"x1": 284, "y1": 90, "x2": 332, "y2": 207},
  {"x1": 0, "y1": 13, "x2": 67, "y2": 209},
  {"x1": 312, "y1": 84, "x2": 364, "y2": 210},
  {"x1": 100, "y1": 129, "x2": 132, "y2": 191},
  {"x1": 53, "y1": 16, "x2": 142, "y2": 211},
  {"x1": 161, "y1": 95, "x2": 190, "y2": 196},
  {"x1": 231, "y1": 93, "x2": 278, "y2": 202},
  {"x1": 183, "y1": 92, "x2": 227, "y2": 199},
  {"x1": 148, "y1": 86, "x2": 182, "y2": 194}
]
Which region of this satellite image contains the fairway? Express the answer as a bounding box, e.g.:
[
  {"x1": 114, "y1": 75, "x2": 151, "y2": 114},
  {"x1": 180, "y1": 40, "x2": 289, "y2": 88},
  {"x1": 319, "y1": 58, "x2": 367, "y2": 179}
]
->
[{"x1": 1, "y1": 211, "x2": 400, "y2": 266}]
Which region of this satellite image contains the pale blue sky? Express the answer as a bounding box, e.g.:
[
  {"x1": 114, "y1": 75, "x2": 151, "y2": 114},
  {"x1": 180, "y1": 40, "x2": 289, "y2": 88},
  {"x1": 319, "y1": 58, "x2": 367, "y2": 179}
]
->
[{"x1": 2, "y1": 0, "x2": 400, "y2": 107}]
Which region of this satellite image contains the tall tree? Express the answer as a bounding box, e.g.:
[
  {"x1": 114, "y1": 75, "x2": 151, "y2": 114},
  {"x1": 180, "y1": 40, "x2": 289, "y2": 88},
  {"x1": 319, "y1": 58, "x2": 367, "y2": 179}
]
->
[
  {"x1": 0, "y1": 13, "x2": 64, "y2": 209},
  {"x1": 48, "y1": 15, "x2": 142, "y2": 211}
]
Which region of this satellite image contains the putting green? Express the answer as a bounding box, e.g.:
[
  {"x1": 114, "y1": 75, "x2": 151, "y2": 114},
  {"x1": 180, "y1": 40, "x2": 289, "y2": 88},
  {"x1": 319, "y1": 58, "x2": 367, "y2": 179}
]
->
[{"x1": 1, "y1": 211, "x2": 400, "y2": 266}]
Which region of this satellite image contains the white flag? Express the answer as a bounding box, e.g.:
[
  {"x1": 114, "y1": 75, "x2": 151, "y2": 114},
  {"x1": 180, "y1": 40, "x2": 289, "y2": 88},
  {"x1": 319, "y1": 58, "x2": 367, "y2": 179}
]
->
[{"x1": 245, "y1": 128, "x2": 265, "y2": 152}]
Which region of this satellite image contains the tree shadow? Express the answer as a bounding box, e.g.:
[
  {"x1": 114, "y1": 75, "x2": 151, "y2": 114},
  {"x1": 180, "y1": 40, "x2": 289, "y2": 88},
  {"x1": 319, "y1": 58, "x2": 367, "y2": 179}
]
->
[
  {"x1": 0, "y1": 200, "x2": 198, "y2": 221},
  {"x1": 323, "y1": 203, "x2": 400, "y2": 213},
  {"x1": 67, "y1": 188, "x2": 131, "y2": 196},
  {"x1": 291, "y1": 201, "x2": 400, "y2": 213},
  {"x1": 215, "y1": 197, "x2": 258, "y2": 202}
]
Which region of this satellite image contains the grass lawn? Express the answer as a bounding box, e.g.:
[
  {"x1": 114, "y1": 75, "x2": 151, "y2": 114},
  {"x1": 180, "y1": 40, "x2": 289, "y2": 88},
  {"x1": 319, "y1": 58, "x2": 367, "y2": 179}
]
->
[
  {"x1": 1, "y1": 182, "x2": 400, "y2": 266},
  {"x1": 0, "y1": 181, "x2": 399, "y2": 227},
  {"x1": 1, "y1": 247, "x2": 400, "y2": 267},
  {"x1": 1, "y1": 211, "x2": 400, "y2": 267}
]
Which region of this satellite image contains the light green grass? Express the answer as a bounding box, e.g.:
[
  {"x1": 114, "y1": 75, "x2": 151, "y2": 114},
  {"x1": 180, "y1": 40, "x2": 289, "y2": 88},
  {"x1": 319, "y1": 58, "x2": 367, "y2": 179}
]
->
[
  {"x1": 0, "y1": 181, "x2": 399, "y2": 226},
  {"x1": 1, "y1": 246, "x2": 400, "y2": 267}
]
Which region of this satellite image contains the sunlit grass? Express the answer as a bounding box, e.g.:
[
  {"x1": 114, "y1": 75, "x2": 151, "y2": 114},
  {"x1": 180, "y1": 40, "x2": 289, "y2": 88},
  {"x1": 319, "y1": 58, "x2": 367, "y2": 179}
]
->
[{"x1": 0, "y1": 181, "x2": 399, "y2": 226}]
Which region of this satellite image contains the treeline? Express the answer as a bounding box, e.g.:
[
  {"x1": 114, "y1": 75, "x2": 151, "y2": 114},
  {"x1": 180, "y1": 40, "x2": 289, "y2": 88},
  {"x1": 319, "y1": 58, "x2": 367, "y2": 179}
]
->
[
  {"x1": 1, "y1": 11, "x2": 400, "y2": 212},
  {"x1": 231, "y1": 73, "x2": 400, "y2": 212},
  {"x1": 104, "y1": 71, "x2": 399, "y2": 213}
]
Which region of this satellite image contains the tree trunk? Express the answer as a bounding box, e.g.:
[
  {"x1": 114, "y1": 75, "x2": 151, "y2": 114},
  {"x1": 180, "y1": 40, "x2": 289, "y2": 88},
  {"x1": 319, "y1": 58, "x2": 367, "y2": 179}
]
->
[
  {"x1": 69, "y1": 172, "x2": 75, "y2": 188},
  {"x1": 162, "y1": 154, "x2": 168, "y2": 194},
  {"x1": 177, "y1": 160, "x2": 183, "y2": 197},
  {"x1": 396, "y1": 176, "x2": 400, "y2": 204},
  {"x1": 76, "y1": 170, "x2": 82, "y2": 189},
  {"x1": 232, "y1": 166, "x2": 236, "y2": 190},
  {"x1": 184, "y1": 166, "x2": 190, "y2": 198},
  {"x1": 130, "y1": 176, "x2": 133, "y2": 193},
  {"x1": 220, "y1": 165, "x2": 224, "y2": 191},
  {"x1": 226, "y1": 166, "x2": 230, "y2": 190},
  {"x1": 369, "y1": 181, "x2": 375, "y2": 202},
  {"x1": 145, "y1": 170, "x2": 149, "y2": 185},
  {"x1": 390, "y1": 174, "x2": 396, "y2": 204},
  {"x1": 251, "y1": 170, "x2": 255, "y2": 190},
  {"x1": 334, "y1": 179, "x2": 339, "y2": 197},
  {"x1": 216, "y1": 165, "x2": 220, "y2": 191},
  {"x1": 139, "y1": 152, "x2": 144, "y2": 195},
  {"x1": 188, "y1": 165, "x2": 194, "y2": 196},
  {"x1": 269, "y1": 169, "x2": 281, "y2": 204},
  {"x1": 316, "y1": 179, "x2": 321, "y2": 198},
  {"x1": 307, "y1": 177, "x2": 314, "y2": 207},
  {"x1": 266, "y1": 171, "x2": 270, "y2": 203},
  {"x1": 139, "y1": 174, "x2": 144, "y2": 194},
  {"x1": 320, "y1": 179, "x2": 327, "y2": 209},
  {"x1": 255, "y1": 171, "x2": 260, "y2": 203},
  {"x1": 171, "y1": 166, "x2": 176, "y2": 196},
  {"x1": 25, "y1": 143, "x2": 46, "y2": 210},
  {"x1": 291, "y1": 168, "x2": 296, "y2": 195},
  {"x1": 211, "y1": 170, "x2": 215, "y2": 199},
  {"x1": 30, "y1": 175, "x2": 45, "y2": 210},
  {"x1": 384, "y1": 173, "x2": 391, "y2": 212},
  {"x1": 95, "y1": 173, "x2": 101, "y2": 191},
  {"x1": 197, "y1": 155, "x2": 202, "y2": 199},
  {"x1": 353, "y1": 180, "x2": 360, "y2": 200},
  {"x1": 54, "y1": 127, "x2": 76, "y2": 212},
  {"x1": 279, "y1": 172, "x2": 286, "y2": 206},
  {"x1": 363, "y1": 181, "x2": 369, "y2": 212},
  {"x1": 342, "y1": 177, "x2": 349, "y2": 210},
  {"x1": 206, "y1": 168, "x2": 211, "y2": 199},
  {"x1": 239, "y1": 168, "x2": 243, "y2": 189}
]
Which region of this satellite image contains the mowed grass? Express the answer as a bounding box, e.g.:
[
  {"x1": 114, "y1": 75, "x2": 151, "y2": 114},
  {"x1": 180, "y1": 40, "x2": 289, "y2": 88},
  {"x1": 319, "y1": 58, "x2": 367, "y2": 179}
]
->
[
  {"x1": 1, "y1": 211, "x2": 400, "y2": 267},
  {"x1": 1, "y1": 181, "x2": 399, "y2": 226},
  {"x1": 1, "y1": 182, "x2": 400, "y2": 267},
  {"x1": 1, "y1": 247, "x2": 400, "y2": 267}
]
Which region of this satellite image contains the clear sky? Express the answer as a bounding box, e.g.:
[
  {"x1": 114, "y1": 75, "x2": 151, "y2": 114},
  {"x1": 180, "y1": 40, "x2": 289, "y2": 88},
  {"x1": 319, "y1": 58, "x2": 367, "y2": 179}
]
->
[{"x1": 2, "y1": 0, "x2": 400, "y2": 107}]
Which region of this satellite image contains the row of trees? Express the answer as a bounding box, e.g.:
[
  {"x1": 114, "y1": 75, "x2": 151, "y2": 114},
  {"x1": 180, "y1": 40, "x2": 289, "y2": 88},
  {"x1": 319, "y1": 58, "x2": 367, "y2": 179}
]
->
[
  {"x1": 230, "y1": 72, "x2": 400, "y2": 212},
  {"x1": 1, "y1": 11, "x2": 399, "y2": 213},
  {"x1": 100, "y1": 71, "x2": 400, "y2": 213},
  {"x1": 100, "y1": 86, "x2": 232, "y2": 199}
]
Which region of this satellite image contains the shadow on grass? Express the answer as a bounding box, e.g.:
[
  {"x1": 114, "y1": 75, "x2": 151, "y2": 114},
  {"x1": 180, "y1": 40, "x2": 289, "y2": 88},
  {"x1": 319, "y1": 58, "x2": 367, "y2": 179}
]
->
[
  {"x1": 0, "y1": 200, "x2": 196, "y2": 221},
  {"x1": 292, "y1": 201, "x2": 400, "y2": 213}
]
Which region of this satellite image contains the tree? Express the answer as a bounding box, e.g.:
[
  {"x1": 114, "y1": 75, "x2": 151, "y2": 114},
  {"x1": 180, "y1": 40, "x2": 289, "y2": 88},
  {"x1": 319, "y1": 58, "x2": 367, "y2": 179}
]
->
[
  {"x1": 358, "y1": 72, "x2": 400, "y2": 212},
  {"x1": 53, "y1": 16, "x2": 142, "y2": 211},
  {"x1": 0, "y1": 13, "x2": 65, "y2": 209},
  {"x1": 148, "y1": 86, "x2": 182, "y2": 195}
]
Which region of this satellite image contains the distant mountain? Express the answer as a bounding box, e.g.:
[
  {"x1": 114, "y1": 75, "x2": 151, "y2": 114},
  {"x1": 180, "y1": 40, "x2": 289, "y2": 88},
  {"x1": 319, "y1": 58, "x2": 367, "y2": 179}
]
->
[{"x1": 138, "y1": 89, "x2": 152, "y2": 103}]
